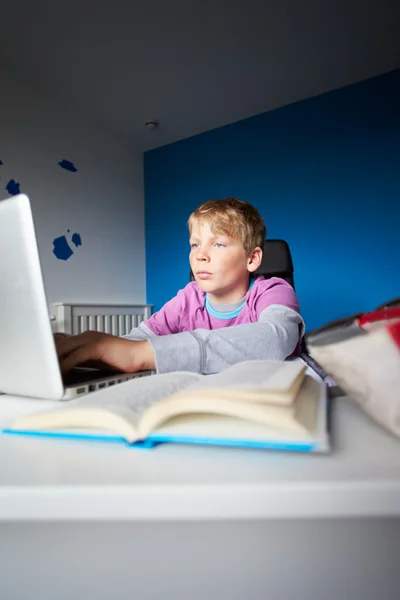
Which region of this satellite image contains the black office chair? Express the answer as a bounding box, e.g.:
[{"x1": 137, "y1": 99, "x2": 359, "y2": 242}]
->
[
  {"x1": 253, "y1": 239, "x2": 295, "y2": 288},
  {"x1": 254, "y1": 240, "x2": 330, "y2": 381}
]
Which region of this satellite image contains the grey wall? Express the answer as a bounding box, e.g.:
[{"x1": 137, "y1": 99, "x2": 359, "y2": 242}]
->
[{"x1": 0, "y1": 70, "x2": 146, "y2": 310}]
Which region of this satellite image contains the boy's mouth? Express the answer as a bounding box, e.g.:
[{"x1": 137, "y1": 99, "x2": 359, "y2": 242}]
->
[{"x1": 197, "y1": 271, "x2": 212, "y2": 279}]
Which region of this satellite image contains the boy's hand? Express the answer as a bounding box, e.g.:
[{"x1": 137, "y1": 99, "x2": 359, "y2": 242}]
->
[{"x1": 54, "y1": 331, "x2": 155, "y2": 375}]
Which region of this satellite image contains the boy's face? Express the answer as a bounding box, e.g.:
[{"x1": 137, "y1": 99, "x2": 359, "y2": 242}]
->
[{"x1": 189, "y1": 219, "x2": 261, "y2": 304}]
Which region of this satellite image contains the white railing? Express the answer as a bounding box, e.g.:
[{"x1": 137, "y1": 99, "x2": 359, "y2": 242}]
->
[{"x1": 52, "y1": 303, "x2": 153, "y2": 336}]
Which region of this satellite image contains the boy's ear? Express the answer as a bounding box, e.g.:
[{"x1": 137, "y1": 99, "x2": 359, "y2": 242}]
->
[{"x1": 247, "y1": 247, "x2": 263, "y2": 273}]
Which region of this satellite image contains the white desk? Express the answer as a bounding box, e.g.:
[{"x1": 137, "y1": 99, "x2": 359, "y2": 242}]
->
[{"x1": 0, "y1": 394, "x2": 400, "y2": 599}]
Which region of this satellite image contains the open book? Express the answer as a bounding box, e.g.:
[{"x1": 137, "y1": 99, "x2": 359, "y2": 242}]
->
[{"x1": 4, "y1": 359, "x2": 329, "y2": 453}]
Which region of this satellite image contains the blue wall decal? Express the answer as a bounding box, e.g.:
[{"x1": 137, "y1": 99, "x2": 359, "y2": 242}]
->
[
  {"x1": 53, "y1": 231, "x2": 82, "y2": 260},
  {"x1": 58, "y1": 159, "x2": 78, "y2": 172},
  {"x1": 53, "y1": 235, "x2": 74, "y2": 261},
  {"x1": 6, "y1": 179, "x2": 20, "y2": 195},
  {"x1": 71, "y1": 232, "x2": 82, "y2": 247}
]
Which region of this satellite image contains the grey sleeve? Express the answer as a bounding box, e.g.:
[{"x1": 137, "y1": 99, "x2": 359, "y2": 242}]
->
[
  {"x1": 122, "y1": 321, "x2": 156, "y2": 341},
  {"x1": 145, "y1": 304, "x2": 305, "y2": 375}
]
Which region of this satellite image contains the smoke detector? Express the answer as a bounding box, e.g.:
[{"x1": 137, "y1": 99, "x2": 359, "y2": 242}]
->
[{"x1": 145, "y1": 120, "x2": 158, "y2": 130}]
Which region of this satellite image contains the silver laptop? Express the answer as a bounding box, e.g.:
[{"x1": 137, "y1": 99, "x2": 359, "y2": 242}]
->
[{"x1": 0, "y1": 194, "x2": 152, "y2": 400}]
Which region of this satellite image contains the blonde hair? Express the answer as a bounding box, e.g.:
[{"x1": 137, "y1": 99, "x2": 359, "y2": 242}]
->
[{"x1": 188, "y1": 198, "x2": 266, "y2": 255}]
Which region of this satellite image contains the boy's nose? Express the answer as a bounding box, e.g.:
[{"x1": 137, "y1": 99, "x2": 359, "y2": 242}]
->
[{"x1": 196, "y1": 249, "x2": 210, "y2": 261}]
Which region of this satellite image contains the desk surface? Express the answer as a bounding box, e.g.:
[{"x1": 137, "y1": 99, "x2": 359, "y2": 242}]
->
[{"x1": 0, "y1": 391, "x2": 399, "y2": 521}]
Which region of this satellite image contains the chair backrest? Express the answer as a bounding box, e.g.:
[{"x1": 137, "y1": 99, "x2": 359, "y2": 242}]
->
[
  {"x1": 257, "y1": 239, "x2": 308, "y2": 355},
  {"x1": 254, "y1": 239, "x2": 295, "y2": 289}
]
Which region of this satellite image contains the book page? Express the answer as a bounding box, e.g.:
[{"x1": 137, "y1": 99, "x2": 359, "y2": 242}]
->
[
  {"x1": 294, "y1": 376, "x2": 321, "y2": 432},
  {"x1": 139, "y1": 396, "x2": 301, "y2": 439},
  {"x1": 138, "y1": 373, "x2": 322, "y2": 440},
  {"x1": 149, "y1": 413, "x2": 313, "y2": 444},
  {"x1": 173, "y1": 360, "x2": 306, "y2": 405},
  {"x1": 9, "y1": 371, "x2": 201, "y2": 441}
]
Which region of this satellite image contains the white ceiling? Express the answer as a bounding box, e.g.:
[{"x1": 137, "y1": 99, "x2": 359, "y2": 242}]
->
[{"x1": 1, "y1": 0, "x2": 399, "y2": 151}]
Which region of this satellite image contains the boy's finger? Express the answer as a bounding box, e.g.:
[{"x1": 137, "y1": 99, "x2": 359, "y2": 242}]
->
[
  {"x1": 57, "y1": 336, "x2": 89, "y2": 361},
  {"x1": 60, "y1": 345, "x2": 100, "y2": 375},
  {"x1": 54, "y1": 334, "x2": 65, "y2": 345},
  {"x1": 57, "y1": 332, "x2": 113, "y2": 361}
]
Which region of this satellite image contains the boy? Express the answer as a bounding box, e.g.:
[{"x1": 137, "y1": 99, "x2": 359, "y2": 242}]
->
[{"x1": 56, "y1": 198, "x2": 305, "y2": 375}]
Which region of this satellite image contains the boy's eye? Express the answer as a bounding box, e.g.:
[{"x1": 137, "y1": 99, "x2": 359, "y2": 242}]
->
[
  {"x1": 215, "y1": 242, "x2": 226, "y2": 248},
  {"x1": 190, "y1": 242, "x2": 199, "y2": 249}
]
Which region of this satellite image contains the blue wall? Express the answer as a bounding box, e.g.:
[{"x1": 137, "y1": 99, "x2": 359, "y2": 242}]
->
[{"x1": 144, "y1": 69, "x2": 400, "y2": 331}]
